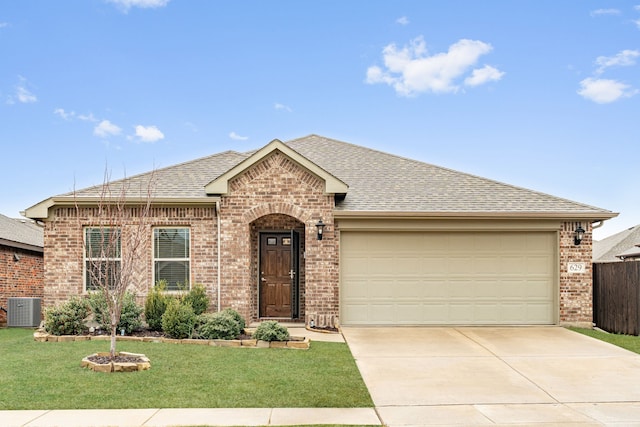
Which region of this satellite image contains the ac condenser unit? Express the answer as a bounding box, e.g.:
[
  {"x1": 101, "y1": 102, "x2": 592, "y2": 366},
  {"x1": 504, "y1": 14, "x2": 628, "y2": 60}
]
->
[{"x1": 7, "y1": 297, "x2": 42, "y2": 327}]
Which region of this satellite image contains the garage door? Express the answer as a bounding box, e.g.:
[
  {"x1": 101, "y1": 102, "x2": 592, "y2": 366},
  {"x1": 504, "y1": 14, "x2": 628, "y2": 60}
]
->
[{"x1": 340, "y1": 231, "x2": 556, "y2": 325}]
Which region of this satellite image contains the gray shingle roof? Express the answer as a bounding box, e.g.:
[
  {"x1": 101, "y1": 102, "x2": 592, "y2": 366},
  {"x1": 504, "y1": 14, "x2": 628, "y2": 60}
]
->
[
  {"x1": 593, "y1": 225, "x2": 640, "y2": 262},
  {"x1": 54, "y1": 134, "x2": 614, "y2": 217},
  {"x1": 0, "y1": 213, "x2": 44, "y2": 250}
]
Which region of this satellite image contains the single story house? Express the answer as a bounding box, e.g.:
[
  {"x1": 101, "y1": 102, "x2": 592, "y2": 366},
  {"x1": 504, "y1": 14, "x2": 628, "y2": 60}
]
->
[
  {"x1": 25, "y1": 135, "x2": 616, "y2": 327},
  {"x1": 0, "y1": 213, "x2": 44, "y2": 325},
  {"x1": 593, "y1": 225, "x2": 640, "y2": 262}
]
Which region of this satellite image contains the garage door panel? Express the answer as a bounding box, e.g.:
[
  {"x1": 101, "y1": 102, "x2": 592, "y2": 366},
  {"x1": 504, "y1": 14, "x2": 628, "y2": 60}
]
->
[{"x1": 341, "y1": 231, "x2": 556, "y2": 325}]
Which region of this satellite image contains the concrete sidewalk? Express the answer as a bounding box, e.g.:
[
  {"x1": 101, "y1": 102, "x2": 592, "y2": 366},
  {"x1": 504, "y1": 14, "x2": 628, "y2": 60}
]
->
[{"x1": 0, "y1": 408, "x2": 382, "y2": 427}]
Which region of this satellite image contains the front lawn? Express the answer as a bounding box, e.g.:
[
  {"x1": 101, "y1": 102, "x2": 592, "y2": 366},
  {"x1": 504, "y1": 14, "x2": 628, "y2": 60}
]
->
[
  {"x1": 569, "y1": 327, "x2": 640, "y2": 354},
  {"x1": 0, "y1": 328, "x2": 373, "y2": 410}
]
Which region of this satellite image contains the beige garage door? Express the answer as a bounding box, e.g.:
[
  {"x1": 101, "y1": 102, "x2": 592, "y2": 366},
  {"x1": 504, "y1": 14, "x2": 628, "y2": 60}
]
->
[{"x1": 340, "y1": 231, "x2": 557, "y2": 325}]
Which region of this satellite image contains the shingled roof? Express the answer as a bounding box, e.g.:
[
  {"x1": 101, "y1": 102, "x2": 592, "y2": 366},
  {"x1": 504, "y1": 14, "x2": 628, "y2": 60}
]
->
[
  {"x1": 0, "y1": 213, "x2": 43, "y2": 252},
  {"x1": 27, "y1": 134, "x2": 616, "y2": 220},
  {"x1": 594, "y1": 225, "x2": 640, "y2": 262}
]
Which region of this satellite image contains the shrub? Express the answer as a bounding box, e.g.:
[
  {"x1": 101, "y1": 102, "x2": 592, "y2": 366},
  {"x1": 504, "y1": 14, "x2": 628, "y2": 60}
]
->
[
  {"x1": 221, "y1": 307, "x2": 246, "y2": 331},
  {"x1": 145, "y1": 280, "x2": 170, "y2": 331},
  {"x1": 161, "y1": 299, "x2": 197, "y2": 339},
  {"x1": 252, "y1": 320, "x2": 290, "y2": 342},
  {"x1": 197, "y1": 312, "x2": 241, "y2": 340},
  {"x1": 89, "y1": 290, "x2": 143, "y2": 334},
  {"x1": 44, "y1": 296, "x2": 90, "y2": 336},
  {"x1": 182, "y1": 283, "x2": 209, "y2": 315}
]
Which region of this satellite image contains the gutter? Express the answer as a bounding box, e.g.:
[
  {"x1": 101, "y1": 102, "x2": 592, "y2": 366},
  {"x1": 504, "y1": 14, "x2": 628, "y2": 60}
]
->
[{"x1": 333, "y1": 210, "x2": 619, "y2": 221}]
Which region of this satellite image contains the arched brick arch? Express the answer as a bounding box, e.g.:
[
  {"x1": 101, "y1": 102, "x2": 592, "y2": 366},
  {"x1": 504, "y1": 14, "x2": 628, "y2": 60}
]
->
[{"x1": 242, "y1": 202, "x2": 310, "y2": 225}]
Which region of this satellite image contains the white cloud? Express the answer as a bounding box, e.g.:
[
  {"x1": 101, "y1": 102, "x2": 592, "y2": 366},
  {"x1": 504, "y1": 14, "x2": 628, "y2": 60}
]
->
[
  {"x1": 590, "y1": 8, "x2": 621, "y2": 16},
  {"x1": 0, "y1": 22, "x2": 9, "y2": 28},
  {"x1": 7, "y1": 76, "x2": 37, "y2": 104},
  {"x1": 229, "y1": 131, "x2": 248, "y2": 141},
  {"x1": 577, "y1": 77, "x2": 638, "y2": 103},
  {"x1": 595, "y1": 49, "x2": 640, "y2": 74},
  {"x1": 134, "y1": 125, "x2": 164, "y2": 142},
  {"x1": 464, "y1": 65, "x2": 505, "y2": 86},
  {"x1": 106, "y1": 0, "x2": 170, "y2": 12},
  {"x1": 366, "y1": 36, "x2": 501, "y2": 96},
  {"x1": 54, "y1": 108, "x2": 98, "y2": 122},
  {"x1": 54, "y1": 108, "x2": 73, "y2": 120},
  {"x1": 274, "y1": 103, "x2": 293, "y2": 112},
  {"x1": 94, "y1": 120, "x2": 122, "y2": 138},
  {"x1": 635, "y1": 19, "x2": 640, "y2": 29},
  {"x1": 396, "y1": 16, "x2": 409, "y2": 25}
]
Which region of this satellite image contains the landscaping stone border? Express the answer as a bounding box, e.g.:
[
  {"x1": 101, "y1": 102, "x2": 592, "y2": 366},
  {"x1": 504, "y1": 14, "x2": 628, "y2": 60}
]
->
[
  {"x1": 33, "y1": 331, "x2": 310, "y2": 349},
  {"x1": 81, "y1": 352, "x2": 151, "y2": 373}
]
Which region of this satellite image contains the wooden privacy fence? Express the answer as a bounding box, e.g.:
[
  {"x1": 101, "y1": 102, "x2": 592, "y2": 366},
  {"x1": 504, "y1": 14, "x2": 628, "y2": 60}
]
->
[{"x1": 593, "y1": 261, "x2": 640, "y2": 335}]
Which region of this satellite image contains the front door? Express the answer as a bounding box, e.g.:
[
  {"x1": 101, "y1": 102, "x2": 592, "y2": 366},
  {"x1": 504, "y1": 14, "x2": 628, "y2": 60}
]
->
[{"x1": 259, "y1": 232, "x2": 299, "y2": 318}]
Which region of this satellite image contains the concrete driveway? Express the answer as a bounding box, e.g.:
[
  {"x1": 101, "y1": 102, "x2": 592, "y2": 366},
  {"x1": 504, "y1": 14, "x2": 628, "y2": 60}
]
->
[{"x1": 342, "y1": 327, "x2": 640, "y2": 426}]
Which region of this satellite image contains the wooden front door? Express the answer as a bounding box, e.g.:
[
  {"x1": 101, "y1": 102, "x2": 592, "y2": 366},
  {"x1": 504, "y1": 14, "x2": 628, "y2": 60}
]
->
[{"x1": 259, "y1": 232, "x2": 299, "y2": 318}]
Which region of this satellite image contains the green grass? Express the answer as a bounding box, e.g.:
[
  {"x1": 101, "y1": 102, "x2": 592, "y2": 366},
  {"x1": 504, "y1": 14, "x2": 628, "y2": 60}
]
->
[
  {"x1": 0, "y1": 328, "x2": 373, "y2": 410},
  {"x1": 569, "y1": 327, "x2": 640, "y2": 354}
]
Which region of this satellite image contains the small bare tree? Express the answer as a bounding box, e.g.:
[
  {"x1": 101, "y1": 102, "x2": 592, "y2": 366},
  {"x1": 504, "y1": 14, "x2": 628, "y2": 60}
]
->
[{"x1": 77, "y1": 168, "x2": 155, "y2": 358}]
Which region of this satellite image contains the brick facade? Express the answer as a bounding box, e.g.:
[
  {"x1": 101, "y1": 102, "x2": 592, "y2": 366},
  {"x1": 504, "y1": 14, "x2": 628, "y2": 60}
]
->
[
  {"x1": 0, "y1": 245, "x2": 44, "y2": 324},
  {"x1": 219, "y1": 151, "x2": 338, "y2": 327},
  {"x1": 43, "y1": 206, "x2": 217, "y2": 311},
  {"x1": 559, "y1": 221, "x2": 593, "y2": 326},
  {"x1": 37, "y1": 151, "x2": 597, "y2": 329}
]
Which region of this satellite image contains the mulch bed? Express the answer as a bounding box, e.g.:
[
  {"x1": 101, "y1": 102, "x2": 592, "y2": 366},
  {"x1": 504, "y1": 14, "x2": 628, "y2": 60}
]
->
[{"x1": 87, "y1": 354, "x2": 146, "y2": 364}]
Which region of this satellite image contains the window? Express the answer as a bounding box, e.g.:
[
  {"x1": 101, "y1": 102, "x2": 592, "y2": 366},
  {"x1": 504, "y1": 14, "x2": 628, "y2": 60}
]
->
[
  {"x1": 84, "y1": 227, "x2": 121, "y2": 291},
  {"x1": 153, "y1": 228, "x2": 190, "y2": 291}
]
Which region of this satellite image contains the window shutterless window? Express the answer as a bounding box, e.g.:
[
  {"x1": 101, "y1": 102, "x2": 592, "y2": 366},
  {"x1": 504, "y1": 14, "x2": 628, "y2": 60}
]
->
[
  {"x1": 84, "y1": 227, "x2": 121, "y2": 291},
  {"x1": 153, "y1": 227, "x2": 190, "y2": 291}
]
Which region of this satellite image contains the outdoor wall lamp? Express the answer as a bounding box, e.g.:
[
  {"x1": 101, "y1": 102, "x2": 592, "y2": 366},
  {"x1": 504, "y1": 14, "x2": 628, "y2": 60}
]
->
[
  {"x1": 315, "y1": 219, "x2": 325, "y2": 241},
  {"x1": 574, "y1": 223, "x2": 585, "y2": 246}
]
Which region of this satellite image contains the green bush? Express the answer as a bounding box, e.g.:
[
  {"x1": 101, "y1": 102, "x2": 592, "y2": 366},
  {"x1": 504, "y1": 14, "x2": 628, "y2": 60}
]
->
[
  {"x1": 44, "y1": 296, "x2": 90, "y2": 336},
  {"x1": 221, "y1": 307, "x2": 246, "y2": 331},
  {"x1": 161, "y1": 299, "x2": 197, "y2": 339},
  {"x1": 145, "y1": 280, "x2": 170, "y2": 331},
  {"x1": 197, "y1": 312, "x2": 241, "y2": 340},
  {"x1": 182, "y1": 283, "x2": 209, "y2": 315},
  {"x1": 88, "y1": 290, "x2": 143, "y2": 334},
  {"x1": 252, "y1": 320, "x2": 290, "y2": 342}
]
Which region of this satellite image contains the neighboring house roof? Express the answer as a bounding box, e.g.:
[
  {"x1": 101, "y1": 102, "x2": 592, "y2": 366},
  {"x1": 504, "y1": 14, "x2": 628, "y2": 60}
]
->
[
  {"x1": 25, "y1": 134, "x2": 617, "y2": 221},
  {"x1": 593, "y1": 225, "x2": 640, "y2": 262},
  {"x1": 0, "y1": 213, "x2": 44, "y2": 252}
]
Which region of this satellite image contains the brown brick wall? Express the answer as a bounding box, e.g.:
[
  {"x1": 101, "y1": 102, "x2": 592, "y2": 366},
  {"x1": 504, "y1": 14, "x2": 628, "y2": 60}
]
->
[
  {"x1": 42, "y1": 206, "x2": 217, "y2": 312},
  {"x1": 0, "y1": 245, "x2": 44, "y2": 324},
  {"x1": 219, "y1": 151, "x2": 338, "y2": 327},
  {"x1": 559, "y1": 221, "x2": 593, "y2": 326}
]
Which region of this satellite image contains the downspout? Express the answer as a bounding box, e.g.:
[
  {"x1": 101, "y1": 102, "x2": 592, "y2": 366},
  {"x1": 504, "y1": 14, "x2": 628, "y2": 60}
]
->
[
  {"x1": 216, "y1": 200, "x2": 221, "y2": 312},
  {"x1": 591, "y1": 220, "x2": 604, "y2": 230}
]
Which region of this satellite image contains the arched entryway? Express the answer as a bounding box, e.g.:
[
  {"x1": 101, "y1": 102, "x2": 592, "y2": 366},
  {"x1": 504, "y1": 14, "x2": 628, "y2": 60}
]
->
[{"x1": 250, "y1": 214, "x2": 305, "y2": 320}]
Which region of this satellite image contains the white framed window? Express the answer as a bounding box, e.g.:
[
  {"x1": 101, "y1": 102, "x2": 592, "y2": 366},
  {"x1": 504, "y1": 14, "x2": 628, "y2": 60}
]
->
[
  {"x1": 84, "y1": 227, "x2": 121, "y2": 291},
  {"x1": 153, "y1": 227, "x2": 190, "y2": 291}
]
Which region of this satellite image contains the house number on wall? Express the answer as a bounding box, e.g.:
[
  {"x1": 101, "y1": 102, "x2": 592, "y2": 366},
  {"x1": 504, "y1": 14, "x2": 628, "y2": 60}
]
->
[{"x1": 568, "y1": 262, "x2": 586, "y2": 274}]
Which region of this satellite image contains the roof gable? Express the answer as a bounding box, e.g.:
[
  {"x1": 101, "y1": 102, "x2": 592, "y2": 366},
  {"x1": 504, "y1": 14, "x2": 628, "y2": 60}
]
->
[{"x1": 204, "y1": 139, "x2": 348, "y2": 196}]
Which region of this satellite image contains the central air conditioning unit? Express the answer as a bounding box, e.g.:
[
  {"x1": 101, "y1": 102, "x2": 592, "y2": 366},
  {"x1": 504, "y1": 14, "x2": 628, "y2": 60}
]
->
[{"x1": 7, "y1": 297, "x2": 42, "y2": 327}]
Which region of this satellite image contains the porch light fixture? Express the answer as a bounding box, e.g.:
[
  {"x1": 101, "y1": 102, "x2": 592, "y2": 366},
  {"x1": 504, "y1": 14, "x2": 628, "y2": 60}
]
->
[
  {"x1": 574, "y1": 224, "x2": 585, "y2": 246},
  {"x1": 315, "y1": 219, "x2": 325, "y2": 241}
]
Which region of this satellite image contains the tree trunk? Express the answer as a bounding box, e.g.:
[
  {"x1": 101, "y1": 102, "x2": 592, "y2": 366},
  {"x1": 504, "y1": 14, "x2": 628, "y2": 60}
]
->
[{"x1": 110, "y1": 323, "x2": 117, "y2": 358}]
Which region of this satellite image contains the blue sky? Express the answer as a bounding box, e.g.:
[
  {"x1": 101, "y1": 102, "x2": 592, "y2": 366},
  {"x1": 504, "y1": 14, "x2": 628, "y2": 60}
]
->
[{"x1": 1, "y1": 0, "x2": 638, "y2": 240}]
